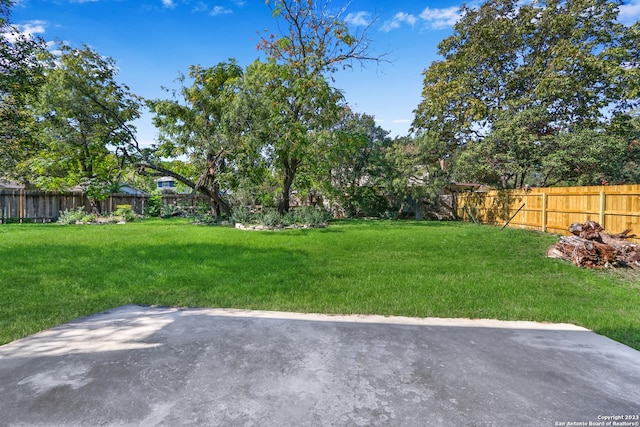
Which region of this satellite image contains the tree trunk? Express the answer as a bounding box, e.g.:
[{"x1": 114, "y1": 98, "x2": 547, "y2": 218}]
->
[
  {"x1": 278, "y1": 157, "x2": 298, "y2": 215},
  {"x1": 500, "y1": 174, "x2": 510, "y2": 189},
  {"x1": 194, "y1": 158, "x2": 231, "y2": 218},
  {"x1": 88, "y1": 198, "x2": 101, "y2": 215}
]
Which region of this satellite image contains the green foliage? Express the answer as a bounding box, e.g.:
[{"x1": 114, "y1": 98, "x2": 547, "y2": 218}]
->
[
  {"x1": 230, "y1": 205, "x2": 253, "y2": 224},
  {"x1": 317, "y1": 107, "x2": 394, "y2": 217},
  {"x1": 80, "y1": 213, "x2": 96, "y2": 223},
  {"x1": 230, "y1": 205, "x2": 330, "y2": 227},
  {"x1": 0, "y1": 0, "x2": 47, "y2": 179},
  {"x1": 161, "y1": 203, "x2": 176, "y2": 219},
  {"x1": 382, "y1": 133, "x2": 449, "y2": 217},
  {"x1": 260, "y1": 0, "x2": 377, "y2": 76},
  {"x1": 26, "y1": 44, "x2": 141, "y2": 194},
  {"x1": 57, "y1": 207, "x2": 88, "y2": 225},
  {"x1": 144, "y1": 193, "x2": 163, "y2": 217},
  {"x1": 291, "y1": 206, "x2": 331, "y2": 226},
  {"x1": 414, "y1": 0, "x2": 640, "y2": 187},
  {"x1": 255, "y1": 208, "x2": 283, "y2": 228},
  {"x1": 113, "y1": 205, "x2": 135, "y2": 222},
  {"x1": 147, "y1": 61, "x2": 244, "y2": 218},
  {"x1": 235, "y1": 60, "x2": 343, "y2": 213},
  {"x1": 541, "y1": 129, "x2": 628, "y2": 186},
  {"x1": 249, "y1": 0, "x2": 381, "y2": 213},
  {"x1": 191, "y1": 202, "x2": 223, "y2": 226}
]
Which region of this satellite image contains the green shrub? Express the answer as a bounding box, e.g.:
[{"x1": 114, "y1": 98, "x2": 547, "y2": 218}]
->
[
  {"x1": 113, "y1": 205, "x2": 136, "y2": 222},
  {"x1": 293, "y1": 207, "x2": 331, "y2": 226},
  {"x1": 161, "y1": 203, "x2": 176, "y2": 218},
  {"x1": 192, "y1": 213, "x2": 218, "y2": 226},
  {"x1": 58, "y1": 207, "x2": 87, "y2": 225},
  {"x1": 80, "y1": 214, "x2": 96, "y2": 223},
  {"x1": 231, "y1": 206, "x2": 253, "y2": 224},
  {"x1": 256, "y1": 208, "x2": 282, "y2": 227},
  {"x1": 195, "y1": 202, "x2": 212, "y2": 216},
  {"x1": 144, "y1": 193, "x2": 163, "y2": 217}
]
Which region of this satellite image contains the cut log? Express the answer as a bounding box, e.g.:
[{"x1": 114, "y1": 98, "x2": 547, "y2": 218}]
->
[
  {"x1": 547, "y1": 221, "x2": 640, "y2": 270},
  {"x1": 546, "y1": 235, "x2": 618, "y2": 269},
  {"x1": 569, "y1": 220, "x2": 603, "y2": 241}
]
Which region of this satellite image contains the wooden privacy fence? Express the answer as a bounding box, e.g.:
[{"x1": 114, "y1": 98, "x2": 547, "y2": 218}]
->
[
  {"x1": 0, "y1": 190, "x2": 211, "y2": 223},
  {"x1": 456, "y1": 184, "x2": 640, "y2": 243},
  {"x1": 1, "y1": 190, "x2": 88, "y2": 223}
]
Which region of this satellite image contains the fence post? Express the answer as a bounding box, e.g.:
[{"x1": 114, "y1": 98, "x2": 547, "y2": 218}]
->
[
  {"x1": 541, "y1": 193, "x2": 547, "y2": 232},
  {"x1": 599, "y1": 191, "x2": 606, "y2": 229},
  {"x1": 19, "y1": 189, "x2": 25, "y2": 222}
]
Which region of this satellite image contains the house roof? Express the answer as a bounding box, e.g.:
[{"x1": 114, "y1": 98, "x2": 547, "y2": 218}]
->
[
  {"x1": 445, "y1": 182, "x2": 490, "y2": 193},
  {"x1": 0, "y1": 180, "x2": 23, "y2": 190},
  {"x1": 118, "y1": 184, "x2": 148, "y2": 196}
]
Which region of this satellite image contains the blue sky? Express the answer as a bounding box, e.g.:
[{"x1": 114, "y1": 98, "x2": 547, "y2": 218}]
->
[{"x1": 9, "y1": 0, "x2": 640, "y2": 146}]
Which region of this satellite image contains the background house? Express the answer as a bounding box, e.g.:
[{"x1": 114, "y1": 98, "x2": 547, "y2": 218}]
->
[{"x1": 154, "y1": 177, "x2": 177, "y2": 193}]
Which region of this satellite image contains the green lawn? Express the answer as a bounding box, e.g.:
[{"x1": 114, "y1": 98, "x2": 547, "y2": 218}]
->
[{"x1": 1, "y1": 219, "x2": 639, "y2": 350}]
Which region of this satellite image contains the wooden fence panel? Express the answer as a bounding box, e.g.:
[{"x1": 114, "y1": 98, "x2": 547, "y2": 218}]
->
[
  {"x1": 0, "y1": 190, "x2": 217, "y2": 223},
  {"x1": 104, "y1": 194, "x2": 148, "y2": 214},
  {"x1": 456, "y1": 184, "x2": 640, "y2": 242}
]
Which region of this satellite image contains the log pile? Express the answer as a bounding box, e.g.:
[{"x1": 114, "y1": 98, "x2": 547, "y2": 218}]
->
[{"x1": 546, "y1": 221, "x2": 640, "y2": 270}]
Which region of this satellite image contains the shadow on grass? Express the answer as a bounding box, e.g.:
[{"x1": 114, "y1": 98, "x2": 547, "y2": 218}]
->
[
  {"x1": 594, "y1": 327, "x2": 640, "y2": 350},
  {"x1": 329, "y1": 219, "x2": 467, "y2": 229},
  {"x1": 0, "y1": 241, "x2": 313, "y2": 344}
]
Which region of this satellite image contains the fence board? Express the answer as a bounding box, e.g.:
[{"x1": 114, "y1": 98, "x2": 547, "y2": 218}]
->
[
  {"x1": 456, "y1": 184, "x2": 640, "y2": 243},
  {"x1": 0, "y1": 190, "x2": 218, "y2": 223}
]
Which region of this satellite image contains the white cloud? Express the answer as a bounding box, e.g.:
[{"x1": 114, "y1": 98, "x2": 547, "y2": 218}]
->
[
  {"x1": 17, "y1": 20, "x2": 47, "y2": 36},
  {"x1": 3, "y1": 20, "x2": 47, "y2": 43},
  {"x1": 345, "y1": 11, "x2": 371, "y2": 27},
  {"x1": 161, "y1": 0, "x2": 175, "y2": 8},
  {"x1": 619, "y1": 0, "x2": 640, "y2": 26},
  {"x1": 381, "y1": 12, "x2": 418, "y2": 32},
  {"x1": 192, "y1": 2, "x2": 208, "y2": 13},
  {"x1": 419, "y1": 6, "x2": 461, "y2": 29},
  {"x1": 210, "y1": 6, "x2": 233, "y2": 16},
  {"x1": 191, "y1": 2, "x2": 234, "y2": 16}
]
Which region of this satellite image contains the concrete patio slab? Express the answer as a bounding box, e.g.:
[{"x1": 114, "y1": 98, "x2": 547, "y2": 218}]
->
[{"x1": 0, "y1": 305, "x2": 638, "y2": 426}]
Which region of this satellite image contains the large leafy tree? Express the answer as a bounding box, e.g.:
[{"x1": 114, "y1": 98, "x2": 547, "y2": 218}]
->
[
  {"x1": 384, "y1": 132, "x2": 451, "y2": 218},
  {"x1": 236, "y1": 59, "x2": 343, "y2": 213},
  {"x1": 30, "y1": 44, "x2": 141, "y2": 210},
  {"x1": 252, "y1": 0, "x2": 382, "y2": 213},
  {"x1": 0, "y1": 0, "x2": 46, "y2": 178},
  {"x1": 318, "y1": 107, "x2": 392, "y2": 217},
  {"x1": 454, "y1": 107, "x2": 631, "y2": 187},
  {"x1": 413, "y1": 0, "x2": 640, "y2": 188},
  {"x1": 147, "y1": 61, "x2": 245, "y2": 217}
]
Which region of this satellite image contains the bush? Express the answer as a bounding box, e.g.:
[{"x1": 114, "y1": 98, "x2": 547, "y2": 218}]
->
[
  {"x1": 293, "y1": 207, "x2": 331, "y2": 226},
  {"x1": 231, "y1": 206, "x2": 253, "y2": 224},
  {"x1": 113, "y1": 205, "x2": 136, "y2": 222},
  {"x1": 256, "y1": 208, "x2": 283, "y2": 228},
  {"x1": 80, "y1": 213, "x2": 96, "y2": 223},
  {"x1": 161, "y1": 203, "x2": 177, "y2": 218},
  {"x1": 58, "y1": 207, "x2": 88, "y2": 225},
  {"x1": 144, "y1": 193, "x2": 163, "y2": 217},
  {"x1": 231, "y1": 206, "x2": 331, "y2": 228}
]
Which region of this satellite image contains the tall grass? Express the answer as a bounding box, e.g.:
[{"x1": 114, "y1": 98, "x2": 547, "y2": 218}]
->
[{"x1": 1, "y1": 219, "x2": 638, "y2": 349}]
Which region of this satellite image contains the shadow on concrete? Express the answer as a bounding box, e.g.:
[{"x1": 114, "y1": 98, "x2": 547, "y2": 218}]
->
[{"x1": 1, "y1": 306, "x2": 638, "y2": 427}]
